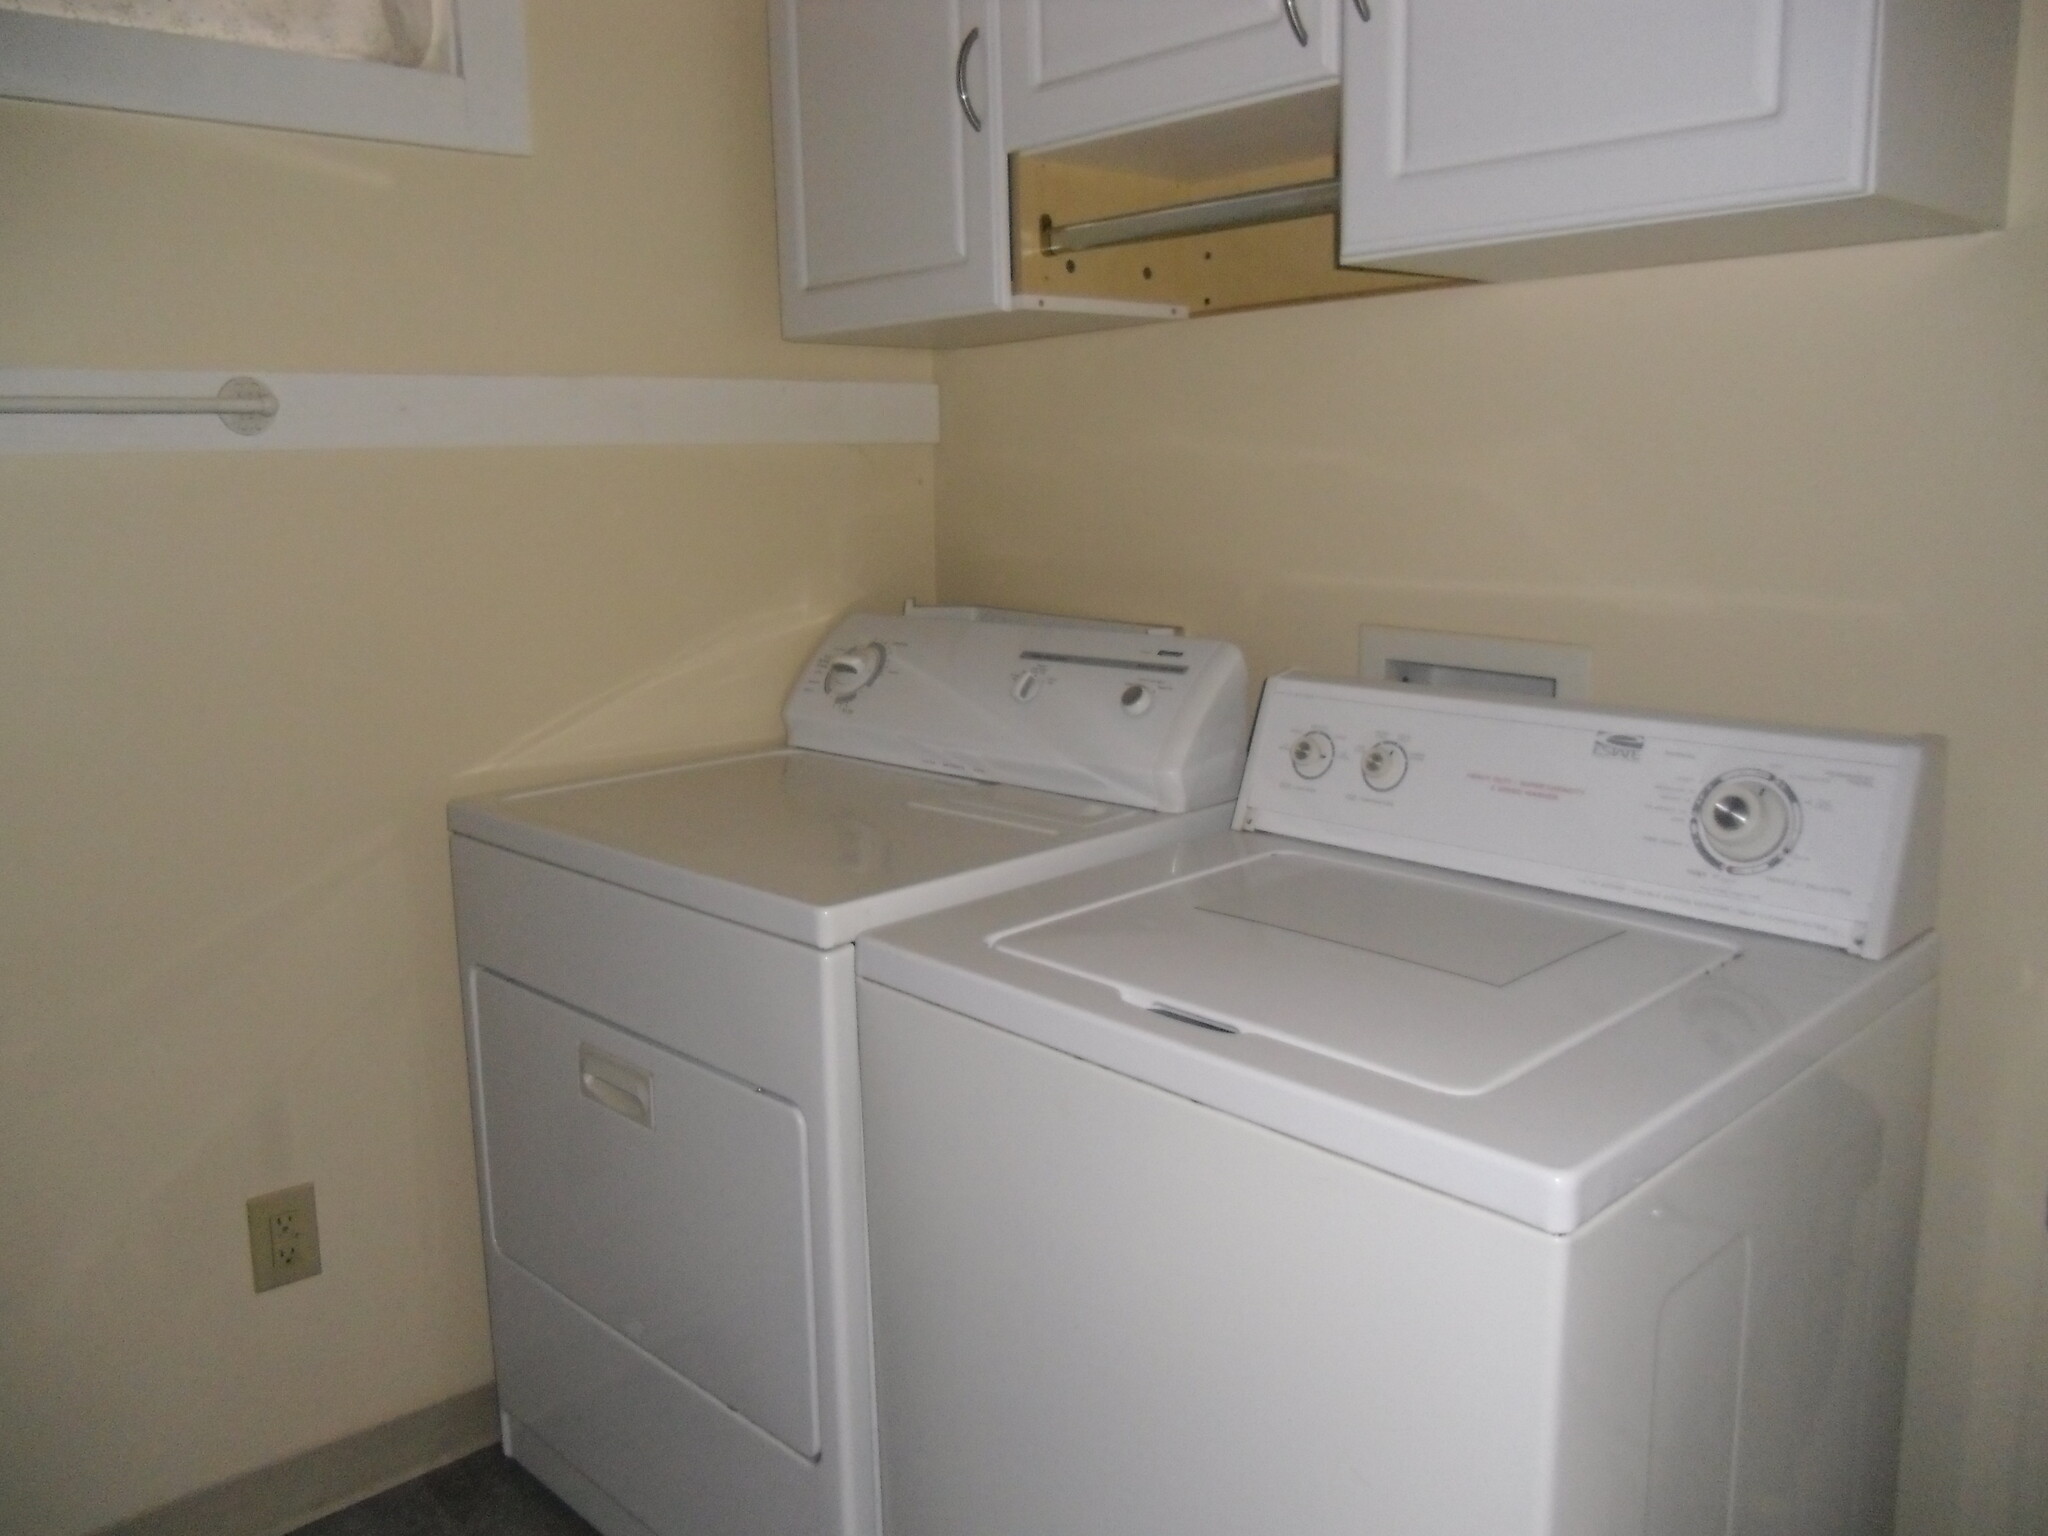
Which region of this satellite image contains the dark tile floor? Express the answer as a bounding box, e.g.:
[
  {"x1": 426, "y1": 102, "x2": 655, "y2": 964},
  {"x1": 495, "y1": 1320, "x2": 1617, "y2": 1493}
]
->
[{"x1": 289, "y1": 1447, "x2": 599, "y2": 1536}]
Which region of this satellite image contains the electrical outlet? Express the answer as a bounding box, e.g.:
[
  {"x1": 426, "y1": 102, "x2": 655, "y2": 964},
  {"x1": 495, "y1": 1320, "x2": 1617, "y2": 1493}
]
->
[{"x1": 247, "y1": 1183, "x2": 322, "y2": 1293}]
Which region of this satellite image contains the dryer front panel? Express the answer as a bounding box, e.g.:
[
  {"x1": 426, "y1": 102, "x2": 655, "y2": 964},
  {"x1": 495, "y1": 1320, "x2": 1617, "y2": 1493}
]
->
[{"x1": 451, "y1": 836, "x2": 879, "y2": 1536}]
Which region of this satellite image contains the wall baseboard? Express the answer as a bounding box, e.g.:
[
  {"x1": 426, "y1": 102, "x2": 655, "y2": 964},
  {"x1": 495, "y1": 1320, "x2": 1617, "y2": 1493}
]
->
[
  {"x1": 95, "y1": 1383, "x2": 500, "y2": 1536},
  {"x1": 0, "y1": 371, "x2": 940, "y2": 454}
]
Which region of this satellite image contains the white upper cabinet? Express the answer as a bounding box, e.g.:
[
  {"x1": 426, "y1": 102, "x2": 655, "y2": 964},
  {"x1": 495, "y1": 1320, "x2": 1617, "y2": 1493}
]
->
[
  {"x1": 766, "y1": 0, "x2": 2021, "y2": 344},
  {"x1": 1001, "y1": 0, "x2": 1342, "y2": 153},
  {"x1": 1340, "y1": 0, "x2": 2022, "y2": 281},
  {"x1": 770, "y1": 0, "x2": 1008, "y2": 340},
  {"x1": 769, "y1": 0, "x2": 1182, "y2": 346}
]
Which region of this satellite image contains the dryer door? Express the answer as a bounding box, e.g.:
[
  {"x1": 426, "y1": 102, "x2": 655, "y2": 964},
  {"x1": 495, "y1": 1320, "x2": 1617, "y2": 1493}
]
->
[{"x1": 474, "y1": 970, "x2": 821, "y2": 1458}]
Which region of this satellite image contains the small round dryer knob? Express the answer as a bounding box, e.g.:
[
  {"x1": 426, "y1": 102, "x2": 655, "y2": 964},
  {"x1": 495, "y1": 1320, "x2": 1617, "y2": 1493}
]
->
[
  {"x1": 1120, "y1": 683, "x2": 1154, "y2": 716},
  {"x1": 1691, "y1": 770, "x2": 1801, "y2": 873},
  {"x1": 1013, "y1": 669, "x2": 1044, "y2": 703},
  {"x1": 822, "y1": 642, "x2": 886, "y2": 700},
  {"x1": 1361, "y1": 740, "x2": 1408, "y2": 791},
  {"x1": 1289, "y1": 731, "x2": 1335, "y2": 779}
]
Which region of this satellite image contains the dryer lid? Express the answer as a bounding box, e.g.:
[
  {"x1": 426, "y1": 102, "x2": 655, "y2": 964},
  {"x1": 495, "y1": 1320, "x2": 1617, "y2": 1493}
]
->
[
  {"x1": 997, "y1": 850, "x2": 1737, "y2": 1096},
  {"x1": 450, "y1": 749, "x2": 1224, "y2": 948}
]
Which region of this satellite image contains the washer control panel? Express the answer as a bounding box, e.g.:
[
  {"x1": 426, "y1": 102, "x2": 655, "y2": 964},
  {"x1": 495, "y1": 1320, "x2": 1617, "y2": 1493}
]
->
[
  {"x1": 1238, "y1": 674, "x2": 1942, "y2": 958},
  {"x1": 788, "y1": 612, "x2": 1251, "y2": 814}
]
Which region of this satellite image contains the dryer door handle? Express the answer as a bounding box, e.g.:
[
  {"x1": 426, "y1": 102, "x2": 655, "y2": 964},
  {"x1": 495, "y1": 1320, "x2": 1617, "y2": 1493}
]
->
[{"x1": 580, "y1": 1045, "x2": 653, "y2": 1128}]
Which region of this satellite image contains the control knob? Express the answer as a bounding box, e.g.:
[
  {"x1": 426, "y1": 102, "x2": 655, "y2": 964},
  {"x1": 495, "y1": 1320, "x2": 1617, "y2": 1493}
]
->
[
  {"x1": 822, "y1": 642, "x2": 886, "y2": 700},
  {"x1": 1361, "y1": 740, "x2": 1408, "y2": 792},
  {"x1": 1120, "y1": 683, "x2": 1155, "y2": 717},
  {"x1": 1289, "y1": 731, "x2": 1335, "y2": 779},
  {"x1": 1691, "y1": 770, "x2": 1801, "y2": 873}
]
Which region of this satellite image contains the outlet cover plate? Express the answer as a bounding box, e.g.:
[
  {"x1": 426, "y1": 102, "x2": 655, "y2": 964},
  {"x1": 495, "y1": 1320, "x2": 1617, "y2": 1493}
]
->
[
  {"x1": 1359, "y1": 625, "x2": 1591, "y2": 701},
  {"x1": 247, "y1": 1182, "x2": 322, "y2": 1292}
]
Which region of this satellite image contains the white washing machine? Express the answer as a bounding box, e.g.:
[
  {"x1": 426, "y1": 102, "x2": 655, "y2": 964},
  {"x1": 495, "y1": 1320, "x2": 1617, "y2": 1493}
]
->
[
  {"x1": 446, "y1": 609, "x2": 1249, "y2": 1536},
  {"x1": 855, "y1": 673, "x2": 1945, "y2": 1536}
]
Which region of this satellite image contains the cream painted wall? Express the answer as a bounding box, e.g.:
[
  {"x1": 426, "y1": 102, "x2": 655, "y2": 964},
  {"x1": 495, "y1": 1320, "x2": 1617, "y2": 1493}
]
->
[
  {"x1": 933, "y1": 7, "x2": 2048, "y2": 1532},
  {"x1": 0, "y1": 2, "x2": 926, "y2": 382},
  {"x1": 0, "y1": 5, "x2": 932, "y2": 1534}
]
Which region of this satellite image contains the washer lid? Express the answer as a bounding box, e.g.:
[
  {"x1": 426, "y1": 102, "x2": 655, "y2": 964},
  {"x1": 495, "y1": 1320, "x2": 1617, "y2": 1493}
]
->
[
  {"x1": 450, "y1": 749, "x2": 1212, "y2": 948},
  {"x1": 1000, "y1": 851, "x2": 1735, "y2": 1095},
  {"x1": 858, "y1": 832, "x2": 1936, "y2": 1233}
]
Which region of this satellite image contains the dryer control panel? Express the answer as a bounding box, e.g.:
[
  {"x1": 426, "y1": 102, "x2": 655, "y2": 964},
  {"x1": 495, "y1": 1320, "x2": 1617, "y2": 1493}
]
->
[
  {"x1": 1236, "y1": 674, "x2": 1943, "y2": 958},
  {"x1": 786, "y1": 612, "x2": 1250, "y2": 814}
]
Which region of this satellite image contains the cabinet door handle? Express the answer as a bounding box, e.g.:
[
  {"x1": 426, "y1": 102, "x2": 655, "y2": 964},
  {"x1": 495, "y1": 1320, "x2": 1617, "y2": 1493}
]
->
[
  {"x1": 1352, "y1": 0, "x2": 1371, "y2": 21},
  {"x1": 1283, "y1": 0, "x2": 1310, "y2": 46},
  {"x1": 955, "y1": 26, "x2": 984, "y2": 133}
]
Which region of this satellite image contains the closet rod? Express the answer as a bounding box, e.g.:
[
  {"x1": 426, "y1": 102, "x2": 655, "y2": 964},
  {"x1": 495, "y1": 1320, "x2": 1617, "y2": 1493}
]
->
[
  {"x1": 0, "y1": 376, "x2": 278, "y2": 434},
  {"x1": 1039, "y1": 176, "x2": 1340, "y2": 255}
]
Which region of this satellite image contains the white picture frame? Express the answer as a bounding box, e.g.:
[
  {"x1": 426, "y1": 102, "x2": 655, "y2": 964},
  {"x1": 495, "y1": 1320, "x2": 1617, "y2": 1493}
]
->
[{"x1": 0, "y1": 0, "x2": 529, "y2": 154}]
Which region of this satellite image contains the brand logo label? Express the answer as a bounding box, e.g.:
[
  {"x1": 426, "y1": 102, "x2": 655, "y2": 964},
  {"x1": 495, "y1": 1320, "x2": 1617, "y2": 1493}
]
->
[{"x1": 1593, "y1": 732, "x2": 1645, "y2": 761}]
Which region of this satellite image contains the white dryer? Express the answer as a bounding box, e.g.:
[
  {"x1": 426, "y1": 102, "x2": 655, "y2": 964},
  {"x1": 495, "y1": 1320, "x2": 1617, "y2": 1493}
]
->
[
  {"x1": 855, "y1": 673, "x2": 1944, "y2": 1536},
  {"x1": 447, "y1": 610, "x2": 1249, "y2": 1536}
]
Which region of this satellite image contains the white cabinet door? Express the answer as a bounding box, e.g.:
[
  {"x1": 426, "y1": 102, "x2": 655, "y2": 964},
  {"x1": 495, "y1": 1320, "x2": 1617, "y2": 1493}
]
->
[
  {"x1": 1340, "y1": 0, "x2": 1889, "y2": 278},
  {"x1": 1002, "y1": 0, "x2": 1341, "y2": 153},
  {"x1": 770, "y1": 0, "x2": 1007, "y2": 339}
]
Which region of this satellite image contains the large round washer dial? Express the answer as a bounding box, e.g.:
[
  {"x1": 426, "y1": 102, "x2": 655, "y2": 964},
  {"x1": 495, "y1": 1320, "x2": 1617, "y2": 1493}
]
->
[
  {"x1": 1289, "y1": 731, "x2": 1335, "y2": 779},
  {"x1": 1691, "y1": 770, "x2": 1802, "y2": 873},
  {"x1": 822, "y1": 642, "x2": 886, "y2": 700}
]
